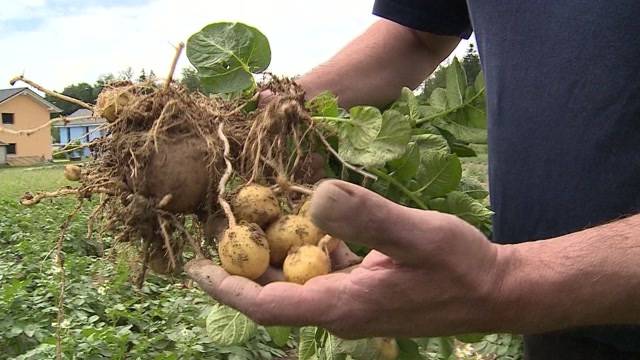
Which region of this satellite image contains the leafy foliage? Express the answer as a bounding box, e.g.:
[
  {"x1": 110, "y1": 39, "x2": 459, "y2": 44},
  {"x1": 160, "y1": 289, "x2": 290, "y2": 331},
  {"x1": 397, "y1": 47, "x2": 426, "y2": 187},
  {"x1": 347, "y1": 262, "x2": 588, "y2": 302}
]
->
[
  {"x1": 0, "y1": 167, "x2": 290, "y2": 359},
  {"x1": 187, "y1": 22, "x2": 271, "y2": 94}
]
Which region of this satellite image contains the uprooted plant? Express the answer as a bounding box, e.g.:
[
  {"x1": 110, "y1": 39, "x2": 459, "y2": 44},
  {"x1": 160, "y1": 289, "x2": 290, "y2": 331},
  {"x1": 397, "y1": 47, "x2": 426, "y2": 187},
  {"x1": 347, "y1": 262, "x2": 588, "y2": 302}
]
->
[{"x1": 6, "y1": 21, "x2": 496, "y2": 359}]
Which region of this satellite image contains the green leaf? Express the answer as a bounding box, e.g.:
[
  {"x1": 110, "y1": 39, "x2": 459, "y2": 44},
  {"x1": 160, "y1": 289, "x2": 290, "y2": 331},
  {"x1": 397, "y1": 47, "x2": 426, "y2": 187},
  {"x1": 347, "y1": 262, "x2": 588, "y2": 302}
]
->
[
  {"x1": 334, "y1": 337, "x2": 379, "y2": 360},
  {"x1": 458, "y1": 177, "x2": 489, "y2": 200},
  {"x1": 388, "y1": 143, "x2": 420, "y2": 181},
  {"x1": 187, "y1": 22, "x2": 271, "y2": 93},
  {"x1": 416, "y1": 151, "x2": 462, "y2": 197},
  {"x1": 436, "y1": 127, "x2": 478, "y2": 157},
  {"x1": 429, "y1": 88, "x2": 448, "y2": 110},
  {"x1": 266, "y1": 326, "x2": 291, "y2": 347},
  {"x1": 474, "y1": 72, "x2": 485, "y2": 93},
  {"x1": 433, "y1": 119, "x2": 487, "y2": 144},
  {"x1": 445, "y1": 58, "x2": 467, "y2": 107},
  {"x1": 390, "y1": 87, "x2": 423, "y2": 125},
  {"x1": 397, "y1": 339, "x2": 421, "y2": 360},
  {"x1": 321, "y1": 334, "x2": 342, "y2": 360},
  {"x1": 464, "y1": 86, "x2": 476, "y2": 102},
  {"x1": 429, "y1": 191, "x2": 493, "y2": 227},
  {"x1": 464, "y1": 106, "x2": 487, "y2": 129},
  {"x1": 307, "y1": 91, "x2": 340, "y2": 117},
  {"x1": 341, "y1": 106, "x2": 383, "y2": 149},
  {"x1": 417, "y1": 337, "x2": 456, "y2": 359},
  {"x1": 456, "y1": 333, "x2": 487, "y2": 344},
  {"x1": 414, "y1": 134, "x2": 449, "y2": 154},
  {"x1": 450, "y1": 142, "x2": 477, "y2": 157},
  {"x1": 340, "y1": 109, "x2": 411, "y2": 167},
  {"x1": 299, "y1": 327, "x2": 320, "y2": 360},
  {"x1": 205, "y1": 304, "x2": 257, "y2": 346}
]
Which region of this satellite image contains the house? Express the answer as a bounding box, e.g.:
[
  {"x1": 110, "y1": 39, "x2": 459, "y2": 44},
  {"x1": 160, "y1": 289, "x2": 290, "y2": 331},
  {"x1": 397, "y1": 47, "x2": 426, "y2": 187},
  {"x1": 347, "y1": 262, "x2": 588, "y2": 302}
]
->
[
  {"x1": 53, "y1": 108, "x2": 107, "y2": 159},
  {"x1": 0, "y1": 141, "x2": 7, "y2": 165},
  {"x1": 0, "y1": 87, "x2": 62, "y2": 166}
]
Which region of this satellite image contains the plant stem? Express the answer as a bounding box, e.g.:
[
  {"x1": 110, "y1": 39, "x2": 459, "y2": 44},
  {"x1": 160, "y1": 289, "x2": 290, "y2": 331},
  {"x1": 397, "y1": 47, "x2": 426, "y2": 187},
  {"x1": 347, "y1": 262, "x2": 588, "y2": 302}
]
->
[
  {"x1": 10, "y1": 75, "x2": 94, "y2": 110},
  {"x1": 416, "y1": 87, "x2": 485, "y2": 125},
  {"x1": 164, "y1": 42, "x2": 185, "y2": 90},
  {"x1": 313, "y1": 128, "x2": 377, "y2": 181},
  {"x1": 368, "y1": 168, "x2": 428, "y2": 210},
  {"x1": 311, "y1": 116, "x2": 352, "y2": 124}
]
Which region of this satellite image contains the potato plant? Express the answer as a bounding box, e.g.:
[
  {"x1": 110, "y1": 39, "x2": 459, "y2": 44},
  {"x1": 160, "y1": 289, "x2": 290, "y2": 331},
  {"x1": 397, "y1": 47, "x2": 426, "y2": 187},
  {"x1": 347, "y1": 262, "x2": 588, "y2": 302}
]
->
[{"x1": 4, "y1": 20, "x2": 523, "y2": 359}]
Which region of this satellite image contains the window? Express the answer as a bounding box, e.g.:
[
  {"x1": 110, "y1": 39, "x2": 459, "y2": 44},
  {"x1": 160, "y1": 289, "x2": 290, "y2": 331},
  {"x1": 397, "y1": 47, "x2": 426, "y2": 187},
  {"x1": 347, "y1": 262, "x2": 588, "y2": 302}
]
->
[
  {"x1": 6, "y1": 143, "x2": 16, "y2": 155},
  {"x1": 1, "y1": 113, "x2": 15, "y2": 124}
]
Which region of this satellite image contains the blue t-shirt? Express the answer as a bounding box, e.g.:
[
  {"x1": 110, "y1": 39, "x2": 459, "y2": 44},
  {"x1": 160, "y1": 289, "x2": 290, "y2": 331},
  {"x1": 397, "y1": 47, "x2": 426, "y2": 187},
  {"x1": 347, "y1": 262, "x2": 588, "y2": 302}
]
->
[{"x1": 373, "y1": 0, "x2": 640, "y2": 357}]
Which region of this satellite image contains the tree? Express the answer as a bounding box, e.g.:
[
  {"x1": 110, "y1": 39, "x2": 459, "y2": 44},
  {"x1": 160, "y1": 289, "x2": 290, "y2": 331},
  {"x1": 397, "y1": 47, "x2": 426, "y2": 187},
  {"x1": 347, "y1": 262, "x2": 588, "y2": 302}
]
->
[
  {"x1": 419, "y1": 42, "x2": 482, "y2": 100},
  {"x1": 45, "y1": 82, "x2": 98, "y2": 115},
  {"x1": 148, "y1": 70, "x2": 157, "y2": 82},
  {"x1": 461, "y1": 43, "x2": 481, "y2": 86},
  {"x1": 119, "y1": 67, "x2": 134, "y2": 81},
  {"x1": 419, "y1": 65, "x2": 448, "y2": 100},
  {"x1": 180, "y1": 67, "x2": 207, "y2": 93},
  {"x1": 138, "y1": 69, "x2": 147, "y2": 82}
]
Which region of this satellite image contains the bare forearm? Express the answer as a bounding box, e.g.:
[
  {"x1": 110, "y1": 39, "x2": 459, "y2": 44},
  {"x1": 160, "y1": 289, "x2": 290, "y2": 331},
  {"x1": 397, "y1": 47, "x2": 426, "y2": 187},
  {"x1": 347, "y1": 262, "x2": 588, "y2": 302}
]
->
[
  {"x1": 496, "y1": 214, "x2": 640, "y2": 333},
  {"x1": 297, "y1": 19, "x2": 459, "y2": 108}
]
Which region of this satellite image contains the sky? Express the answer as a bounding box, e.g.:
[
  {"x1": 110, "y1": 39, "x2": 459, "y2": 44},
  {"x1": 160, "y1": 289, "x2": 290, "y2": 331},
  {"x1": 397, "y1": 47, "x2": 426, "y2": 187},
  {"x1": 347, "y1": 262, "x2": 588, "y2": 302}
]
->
[{"x1": 0, "y1": 0, "x2": 474, "y2": 91}]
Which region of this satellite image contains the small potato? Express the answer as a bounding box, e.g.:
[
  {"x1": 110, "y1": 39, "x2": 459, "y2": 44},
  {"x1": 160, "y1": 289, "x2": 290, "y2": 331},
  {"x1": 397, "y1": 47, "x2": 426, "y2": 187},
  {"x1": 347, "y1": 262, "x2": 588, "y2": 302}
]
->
[
  {"x1": 218, "y1": 224, "x2": 270, "y2": 280},
  {"x1": 232, "y1": 184, "x2": 281, "y2": 228},
  {"x1": 283, "y1": 245, "x2": 330, "y2": 284},
  {"x1": 374, "y1": 338, "x2": 399, "y2": 360},
  {"x1": 265, "y1": 215, "x2": 324, "y2": 265},
  {"x1": 64, "y1": 165, "x2": 81, "y2": 181}
]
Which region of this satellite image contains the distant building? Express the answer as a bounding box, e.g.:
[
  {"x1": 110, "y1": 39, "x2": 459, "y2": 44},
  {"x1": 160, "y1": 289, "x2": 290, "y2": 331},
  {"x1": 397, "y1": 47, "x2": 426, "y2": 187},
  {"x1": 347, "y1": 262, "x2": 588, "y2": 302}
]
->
[
  {"x1": 0, "y1": 141, "x2": 7, "y2": 165},
  {"x1": 0, "y1": 87, "x2": 62, "y2": 166},
  {"x1": 53, "y1": 108, "x2": 107, "y2": 159}
]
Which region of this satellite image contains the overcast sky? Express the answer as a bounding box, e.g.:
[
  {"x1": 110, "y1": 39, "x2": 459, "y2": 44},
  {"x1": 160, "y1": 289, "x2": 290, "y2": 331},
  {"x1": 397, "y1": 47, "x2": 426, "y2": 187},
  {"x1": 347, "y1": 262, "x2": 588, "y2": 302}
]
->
[{"x1": 0, "y1": 0, "x2": 473, "y2": 91}]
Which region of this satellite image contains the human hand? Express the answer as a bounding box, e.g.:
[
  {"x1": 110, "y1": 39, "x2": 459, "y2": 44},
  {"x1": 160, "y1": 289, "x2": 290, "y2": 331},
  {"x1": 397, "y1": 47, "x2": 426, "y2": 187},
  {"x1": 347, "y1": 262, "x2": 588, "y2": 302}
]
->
[{"x1": 186, "y1": 180, "x2": 507, "y2": 339}]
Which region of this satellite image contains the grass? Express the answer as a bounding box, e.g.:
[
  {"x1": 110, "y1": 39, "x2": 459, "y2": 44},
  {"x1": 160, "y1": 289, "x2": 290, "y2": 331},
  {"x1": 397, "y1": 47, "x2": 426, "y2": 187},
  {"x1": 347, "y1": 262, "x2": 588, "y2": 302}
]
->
[{"x1": 0, "y1": 164, "x2": 74, "y2": 199}]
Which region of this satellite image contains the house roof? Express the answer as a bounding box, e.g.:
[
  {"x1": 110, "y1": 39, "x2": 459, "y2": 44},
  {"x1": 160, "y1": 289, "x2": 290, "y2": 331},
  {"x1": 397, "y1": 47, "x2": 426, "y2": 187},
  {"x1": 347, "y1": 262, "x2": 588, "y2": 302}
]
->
[
  {"x1": 53, "y1": 108, "x2": 107, "y2": 127},
  {"x1": 0, "y1": 87, "x2": 63, "y2": 113}
]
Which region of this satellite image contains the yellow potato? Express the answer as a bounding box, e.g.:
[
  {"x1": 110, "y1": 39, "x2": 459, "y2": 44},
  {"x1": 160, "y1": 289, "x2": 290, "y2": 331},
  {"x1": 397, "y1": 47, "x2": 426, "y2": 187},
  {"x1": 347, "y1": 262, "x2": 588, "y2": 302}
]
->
[
  {"x1": 218, "y1": 224, "x2": 270, "y2": 279},
  {"x1": 283, "y1": 245, "x2": 330, "y2": 284},
  {"x1": 232, "y1": 184, "x2": 281, "y2": 228},
  {"x1": 265, "y1": 215, "x2": 324, "y2": 265}
]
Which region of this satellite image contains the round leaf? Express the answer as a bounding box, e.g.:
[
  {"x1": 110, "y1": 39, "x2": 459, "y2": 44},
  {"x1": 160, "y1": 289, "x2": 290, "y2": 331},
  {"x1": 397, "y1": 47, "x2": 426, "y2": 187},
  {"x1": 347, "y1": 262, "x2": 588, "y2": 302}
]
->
[
  {"x1": 187, "y1": 22, "x2": 271, "y2": 93},
  {"x1": 205, "y1": 304, "x2": 257, "y2": 346}
]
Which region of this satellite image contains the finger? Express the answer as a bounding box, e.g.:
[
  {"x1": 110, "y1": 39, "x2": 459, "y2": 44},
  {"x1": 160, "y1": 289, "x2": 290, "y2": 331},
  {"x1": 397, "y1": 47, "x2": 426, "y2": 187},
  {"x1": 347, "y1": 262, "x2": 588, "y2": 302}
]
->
[
  {"x1": 185, "y1": 259, "x2": 344, "y2": 327},
  {"x1": 330, "y1": 240, "x2": 363, "y2": 271},
  {"x1": 255, "y1": 266, "x2": 285, "y2": 285},
  {"x1": 310, "y1": 180, "x2": 452, "y2": 264},
  {"x1": 257, "y1": 90, "x2": 275, "y2": 108}
]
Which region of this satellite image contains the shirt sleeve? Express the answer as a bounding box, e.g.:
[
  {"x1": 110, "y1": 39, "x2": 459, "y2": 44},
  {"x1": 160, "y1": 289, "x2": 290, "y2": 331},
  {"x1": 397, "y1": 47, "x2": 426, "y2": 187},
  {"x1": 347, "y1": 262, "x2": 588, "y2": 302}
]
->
[{"x1": 373, "y1": 0, "x2": 473, "y2": 39}]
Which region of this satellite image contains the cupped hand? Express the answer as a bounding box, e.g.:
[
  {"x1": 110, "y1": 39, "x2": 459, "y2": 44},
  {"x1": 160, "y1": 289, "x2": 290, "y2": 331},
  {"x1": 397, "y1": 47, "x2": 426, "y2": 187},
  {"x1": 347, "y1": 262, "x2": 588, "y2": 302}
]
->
[{"x1": 186, "y1": 180, "x2": 508, "y2": 339}]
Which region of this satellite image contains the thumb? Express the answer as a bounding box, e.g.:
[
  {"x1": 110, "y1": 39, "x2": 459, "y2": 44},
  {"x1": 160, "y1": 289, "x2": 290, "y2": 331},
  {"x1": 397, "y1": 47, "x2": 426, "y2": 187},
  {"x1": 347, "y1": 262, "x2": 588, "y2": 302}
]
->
[{"x1": 309, "y1": 180, "x2": 452, "y2": 264}]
